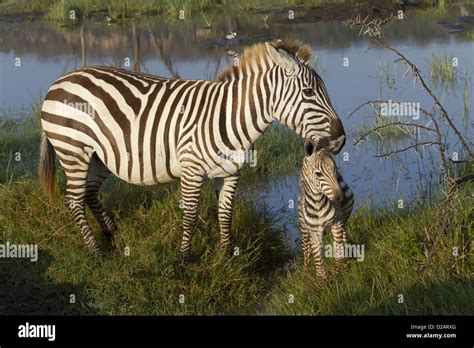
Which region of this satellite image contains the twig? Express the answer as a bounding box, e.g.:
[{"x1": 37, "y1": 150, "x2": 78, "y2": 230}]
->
[
  {"x1": 348, "y1": 99, "x2": 387, "y2": 118},
  {"x1": 375, "y1": 141, "x2": 441, "y2": 158}
]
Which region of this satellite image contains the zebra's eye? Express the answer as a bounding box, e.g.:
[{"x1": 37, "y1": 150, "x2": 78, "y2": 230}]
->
[{"x1": 303, "y1": 88, "x2": 315, "y2": 97}]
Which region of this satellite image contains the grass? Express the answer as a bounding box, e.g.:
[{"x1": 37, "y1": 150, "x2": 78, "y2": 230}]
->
[
  {"x1": 1, "y1": 0, "x2": 444, "y2": 20},
  {"x1": 463, "y1": 76, "x2": 470, "y2": 127},
  {"x1": 0, "y1": 107, "x2": 41, "y2": 183},
  {"x1": 1, "y1": 174, "x2": 471, "y2": 315},
  {"x1": 429, "y1": 53, "x2": 456, "y2": 88},
  {"x1": 0, "y1": 108, "x2": 472, "y2": 315},
  {"x1": 0, "y1": 0, "x2": 329, "y2": 20},
  {"x1": 0, "y1": 177, "x2": 290, "y2": 314},
  {"x1": 467, "y1": 30, "x2": 474, "y2": 41},
  {"x1": 241, "y1": 125, "x2": 303, "y2": 178}
]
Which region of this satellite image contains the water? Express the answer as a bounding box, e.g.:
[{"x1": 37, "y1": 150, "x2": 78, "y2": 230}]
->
[{"x1": 0, "y1": 5, "x2": 472, "y2": 246}]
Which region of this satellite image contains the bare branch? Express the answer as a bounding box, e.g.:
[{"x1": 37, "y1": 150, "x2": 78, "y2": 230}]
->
[
  {"x1": 348, "y1": 100, "x2": 387, "y2": 118},
  {"x1": 449, "y1": 159, "x2": 473, "y2": 164},
  {"x1": 374, "y1": 141, "x2": 441, "y2": 158},
  {"x1": 349, "y1": 99, "x2": 436, "y2": 121},
  {"x1": 381, "y1": 45, "x2": 472, "y2": 160}
]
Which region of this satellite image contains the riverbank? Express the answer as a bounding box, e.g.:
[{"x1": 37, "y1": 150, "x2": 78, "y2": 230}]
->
[
  {"x1": 0, "y1": 171, "x2": 471, "y2": 315},
  {"x1": 0, "y1": 0, "x2": 430, "y2": 23}
]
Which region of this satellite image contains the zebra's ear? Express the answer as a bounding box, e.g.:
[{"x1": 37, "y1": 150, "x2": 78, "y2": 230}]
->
[
  {"x1": 265, "y1": 42, "x2": 298, "y2": 75},
  {"x1": 304, "y1": 139, "x2": 315, "y2": 156}
]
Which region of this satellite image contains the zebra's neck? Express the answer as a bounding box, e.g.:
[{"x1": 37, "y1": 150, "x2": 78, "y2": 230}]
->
[{"x1": 215, "y1": 73, "x2": 274, "y2": 152}]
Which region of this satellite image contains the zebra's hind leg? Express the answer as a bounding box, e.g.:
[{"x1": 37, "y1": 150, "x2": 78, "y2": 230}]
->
[
  {"x1": 62, "y1": 159, "x2": 102, "y2": 254},
  {"x1": 85, "y1": 153, "x2": 119, "y2": 249},
  {"x1": 309, "y1": 227, "x2": 328, "y2": 284},
  {"x1": 216, "y1": 173, "x2": 240, "y2": 254},
  {"x1": 179, "y1": 164, "x2": 205, "y2": 263}
]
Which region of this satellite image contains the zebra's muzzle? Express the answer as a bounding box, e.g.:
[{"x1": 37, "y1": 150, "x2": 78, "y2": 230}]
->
[
  {"x1": 329, "y1": 118, "x2": 346, "y2": 154},
  {"x1": 331, "y1": 189, "x2": 345, "y2": 208}
]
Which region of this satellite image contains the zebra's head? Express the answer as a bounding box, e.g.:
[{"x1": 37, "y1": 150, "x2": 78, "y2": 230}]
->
[
  {"x1": 304, "y1": 139, "x2": 344, "y2": 207},
  {"x1": 265, "y1": 41, "x2": 346, "y2": 154}
]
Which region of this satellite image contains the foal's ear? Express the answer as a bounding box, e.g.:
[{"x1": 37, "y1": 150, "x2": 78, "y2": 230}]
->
[{"x1": 304, "y1": 139, "x2": 315, "y2": 156}]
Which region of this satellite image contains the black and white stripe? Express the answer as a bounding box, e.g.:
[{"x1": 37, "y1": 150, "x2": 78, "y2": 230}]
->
[
  {"x1": 298, "y1": 139, "x2": 354, "y2": 282},
  {"x1": 39, "y1": 40, "x2": 346, "y2": 260}
]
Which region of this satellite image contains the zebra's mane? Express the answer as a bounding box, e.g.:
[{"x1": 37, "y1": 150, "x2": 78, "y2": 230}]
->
[{"x1": 216, "y1": 39, "x2": 311, "y2": 82}]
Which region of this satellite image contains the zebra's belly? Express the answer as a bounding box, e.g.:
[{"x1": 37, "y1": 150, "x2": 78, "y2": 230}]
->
[{"x1": 97, "y1": 149, "x2": 182, "y2": 186}]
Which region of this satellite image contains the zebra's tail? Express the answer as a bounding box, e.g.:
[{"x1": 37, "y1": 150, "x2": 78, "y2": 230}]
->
[{"x1": 39, "y1": 130, "x2": 56, "y2": 201}]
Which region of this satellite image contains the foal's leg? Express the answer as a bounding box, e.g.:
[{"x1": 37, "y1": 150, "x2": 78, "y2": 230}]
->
[
  {"x1": 309, "y1": 226, "x2": 328, "y2": 283},
  {"x1": 301, "y1": 223, "x2": 311, "y2": 267},
  {"x1": 330, "y1": 220, "x2": 348, "y2": 271}
]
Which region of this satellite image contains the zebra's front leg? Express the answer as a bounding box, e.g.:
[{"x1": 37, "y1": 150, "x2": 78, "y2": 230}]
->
[
  {"x1": 298, "y1": 210, "x2": 311, "y2": 267},
  {"x1": 179, "y1": 165, "x2": 205, "y2": 262},
  {"x1": 309, "y1": 226, "x2": 328, "y2": 284},
  {"x1": 330, "y1": 220, "x2": 349, "y2": 271},
  {"x1": 301, "y1": 226, "x2": 311, "y2": 268},
  {"x1": 215, "y1": 173, "x2": 240, "y2": 253}
]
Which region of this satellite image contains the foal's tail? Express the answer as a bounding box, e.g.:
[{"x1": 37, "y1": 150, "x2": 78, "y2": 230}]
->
[{"x1": 39, "y1": 130, "x2": 56, "y2": 201}]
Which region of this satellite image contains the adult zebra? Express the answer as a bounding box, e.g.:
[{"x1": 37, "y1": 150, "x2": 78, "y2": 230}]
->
[{"x1": 39, "y1": 39, "x2": 346, "y2": 261}]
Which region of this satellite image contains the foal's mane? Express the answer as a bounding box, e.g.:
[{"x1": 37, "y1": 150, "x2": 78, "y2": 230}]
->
[{"x1": 216, "y1": 39, "x2": 312, "y2": 82}]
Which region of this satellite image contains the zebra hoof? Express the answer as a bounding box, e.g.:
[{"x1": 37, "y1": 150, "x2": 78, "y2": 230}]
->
[
  {"x1": 179, "y1": 252, "x2": 190, "y2": 265},
  {"x1": 219, "y1": 243, "x2": 232, "y2": 256},
  {"x1": 105, "y1": 234, "x2": 119, "y2": 250},
  {"x1": 318, "y1": 277, "x2": 329, "y2": 288},
  {"x1": 88, "y1": 244, "x2": 104, "y2": 257},
  {"x1": 335, "y1": 259, "x2": 349, "y2": 272}
]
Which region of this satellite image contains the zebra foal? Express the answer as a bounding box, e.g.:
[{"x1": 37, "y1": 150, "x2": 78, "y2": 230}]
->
[{"x1": 298, "y1": 139, "x2": 354, "y2": 282}]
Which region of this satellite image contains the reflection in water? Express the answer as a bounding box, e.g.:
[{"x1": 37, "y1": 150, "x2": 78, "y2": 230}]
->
[{"x1": 0, "y1": 6, "x2": 472, "y2": 246}]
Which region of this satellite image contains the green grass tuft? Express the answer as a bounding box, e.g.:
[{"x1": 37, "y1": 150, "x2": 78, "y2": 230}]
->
[{"x1": 429, "y1": 53, "x2": 456, "y2": 88}]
